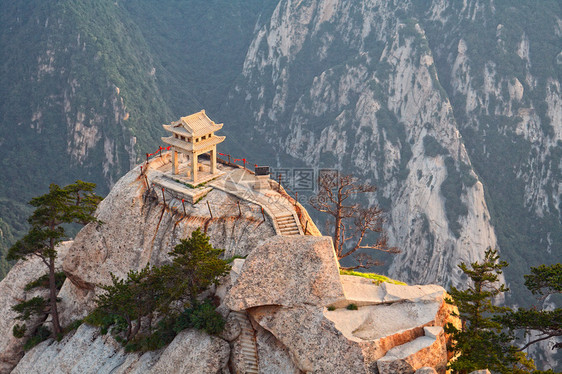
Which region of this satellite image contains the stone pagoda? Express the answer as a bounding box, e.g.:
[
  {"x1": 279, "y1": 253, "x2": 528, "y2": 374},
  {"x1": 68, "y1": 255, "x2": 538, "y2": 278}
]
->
[{"x1": 162, "y1": 110, "x2": 225, "y2": 184}]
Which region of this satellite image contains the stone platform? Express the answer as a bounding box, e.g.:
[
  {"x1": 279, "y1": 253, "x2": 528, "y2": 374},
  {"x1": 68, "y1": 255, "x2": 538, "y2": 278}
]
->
[{"x1": 152, "y1": 174, "x2": 213, "y2": 204}]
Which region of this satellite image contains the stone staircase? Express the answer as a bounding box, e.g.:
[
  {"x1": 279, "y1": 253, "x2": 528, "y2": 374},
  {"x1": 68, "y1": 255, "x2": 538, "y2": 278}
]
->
[
  {"x1": 274, "y1": 212, "x2": 302, "y2": 236},
  {"x1": 232, "y1": 311, "x2": 259, "y2": 374}
]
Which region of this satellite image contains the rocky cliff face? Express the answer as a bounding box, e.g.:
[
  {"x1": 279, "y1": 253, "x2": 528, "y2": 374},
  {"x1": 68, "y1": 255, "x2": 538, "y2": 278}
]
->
[
  {"x1": 222, "y1": 1, "x2": 561, "y2": 365},
  {"x1": 226, "y1": 0, "x2": 501, "y2": 287},
  {"x1": 223, "y1": 0, "x2": 561, "y2": 306},
  {"x1": 0, "y1": 161, "x2": 459, "y2": 373}
]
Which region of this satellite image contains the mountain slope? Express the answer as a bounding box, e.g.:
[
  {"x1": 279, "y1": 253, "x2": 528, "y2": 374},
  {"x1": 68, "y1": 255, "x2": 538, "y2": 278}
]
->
[
  {"x1": 0, "y1": 0, "x2": 276, "y2": 275},
  {"x1": 1, "y1": 0, "x2": 559, "y2": 301},
  {"x1": 224, "y1": 0, "x2": 498, "y2": 287},
  {"x1": 420, "y1": 0, "x2": 562, "y2": 303},
  {"x1": 223, "y1": 0, "x2": 561, "y2": 306},
  {"x1": 0, "y1": 1, "x2": 174, "y2": 273}
]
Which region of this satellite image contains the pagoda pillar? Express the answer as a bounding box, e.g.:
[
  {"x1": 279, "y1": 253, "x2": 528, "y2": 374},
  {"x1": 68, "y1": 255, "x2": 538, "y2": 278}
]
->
[
  {"x1": 210, "y1": 147, "x2": 217, "y2": 174},
  {"x1": 191, "y1": 151, "x2": 198, "y2": 183},
  {"x1": 172, "y1": 149, "x2": 178, "y2": 175}
]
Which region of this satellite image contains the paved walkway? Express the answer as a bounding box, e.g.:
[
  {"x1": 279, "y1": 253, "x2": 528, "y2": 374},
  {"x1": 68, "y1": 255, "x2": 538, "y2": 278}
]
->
[
  {"x1": 147, "y1": 155, "x2": 303, "y2": 236},
  {"x1": 209, "y1": 167, "x2": 303, "y2": 236}
]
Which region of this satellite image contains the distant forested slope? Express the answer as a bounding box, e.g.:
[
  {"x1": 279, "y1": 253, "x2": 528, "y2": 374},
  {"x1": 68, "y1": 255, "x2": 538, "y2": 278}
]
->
[{"x1": 0, "y1": 0, "x2": 275, "y2": 275}]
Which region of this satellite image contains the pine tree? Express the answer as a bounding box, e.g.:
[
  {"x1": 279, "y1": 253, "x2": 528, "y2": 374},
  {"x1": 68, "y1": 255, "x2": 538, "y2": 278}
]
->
[
  {"x1": 89, "y1": 228, "x2": 230, "y2": 347},
  {"x1": 7, "y1": 181, "x2": 101, "y2": 337},
  {"x1": 445, "y1": 248, "x2": 535, "y2": 373},
  {"x1": 496, "y1": 263, "x2": 561, "y2": 351},
  {"x1": 164, "y1": 228, "x2": 231, "y2": 304}
]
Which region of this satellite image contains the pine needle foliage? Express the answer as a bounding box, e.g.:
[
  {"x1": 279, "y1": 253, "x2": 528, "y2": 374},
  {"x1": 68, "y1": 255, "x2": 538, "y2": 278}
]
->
[
  {"x1": 7, "y1": 181, "x2": 101, "y2": 339},
  {"x1": 495, "y1": 263, "x2": 562, "y2": 352},
  {"x1": 445, "y1": 248, "x2": 535, "y2": 374},
  {"x1": 87, "y1": 228, "x2": 230, "y2": 351}
]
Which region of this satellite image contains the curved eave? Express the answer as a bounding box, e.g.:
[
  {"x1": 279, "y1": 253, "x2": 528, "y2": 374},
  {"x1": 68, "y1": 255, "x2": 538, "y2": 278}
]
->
[{"x1": 162, "y1": 135, "x2": 225, "y2": 153}]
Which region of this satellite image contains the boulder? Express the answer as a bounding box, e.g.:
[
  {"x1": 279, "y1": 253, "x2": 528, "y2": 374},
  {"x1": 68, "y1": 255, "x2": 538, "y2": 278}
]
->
[
  {"x1": 376, "y1": 327, "x2": 447, "y2": 374},
  {"x1": 381, "y1": 283, "x2": 445, "y2": 303},
  {"x1": 415, "y1": 367, "x2": 438, "y2": 374},
  {"x1": 250, "y1": 305, "x2": 366, "y2": 373},
  {"x1": 325, "y1": 299, "x2": 442, "y2": 342},
  {"x1": 469, "y1": 371, "x2": 491, "y2": 374},
  {"x1": 323, "y1": 279, "x2": 457, "y2": 368},
  {"x1": 219, "y1": 312, "x2": 241, "y2": 342},
  {"x1": 11, "y1": 324, "x2": 230, "y2": 374},
  {"x1": 150, "y1": 329, "x2": 230, "y2": 374},
  {"x1": 225, "y1": 236, "x2": 345, "y2": 311},
  {"x1": 253, "y1": 322, "x2": 302, "y2": 374},
  {"x1": 335, "y1": 274, "x2": 386, "y2": 307}
]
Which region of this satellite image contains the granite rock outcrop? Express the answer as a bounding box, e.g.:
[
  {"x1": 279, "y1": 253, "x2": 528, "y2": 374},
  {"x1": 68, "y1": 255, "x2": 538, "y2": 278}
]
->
[{"x1": 2, "y1": 162, "x2": 458, "y2": 373}]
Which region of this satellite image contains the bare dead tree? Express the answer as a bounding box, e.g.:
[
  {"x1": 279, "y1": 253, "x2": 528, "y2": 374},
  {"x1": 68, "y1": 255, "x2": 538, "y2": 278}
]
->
[{"x1": 310, "y1": 173, "x2": 399, "y2": 270}]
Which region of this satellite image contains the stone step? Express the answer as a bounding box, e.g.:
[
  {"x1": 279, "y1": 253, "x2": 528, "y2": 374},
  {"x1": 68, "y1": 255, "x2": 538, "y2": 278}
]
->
[
  {"x1": 231, "y1": 311, "x2": 260, "y2": 373},
  {"x1": 276, "y1": 217, "x2": 294, "y2": 222},
  {"x1": 280, "y1": 228, "x2": 300, "y2": 234},
  {"x1": 277, "y1": 221, "x2": 296, "y2": 227},
  {"x1": 279, "y1": 225, "x2": 298, "y2": 230},
  {"x1": 278, "y1": 220, "x2": 297, "y2": 226},
  {"x1": 376, "y1": 327, "x2": 445, "y2": 374},
  {"x1": 279, "y1": 226, "x2": 299, "y2": 232}
]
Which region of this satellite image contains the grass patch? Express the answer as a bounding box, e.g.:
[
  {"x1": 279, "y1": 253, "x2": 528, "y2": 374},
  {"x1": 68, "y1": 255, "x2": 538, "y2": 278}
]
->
[
  {"x1": 226, "y1": 255, "x2": 247, "y2": 264},
  {"x1": 339, "y1": 270, "x2": 407, "y2": 286},
  {"x1": 173, "y1": 177, "x2": 218, "y2": 190}
]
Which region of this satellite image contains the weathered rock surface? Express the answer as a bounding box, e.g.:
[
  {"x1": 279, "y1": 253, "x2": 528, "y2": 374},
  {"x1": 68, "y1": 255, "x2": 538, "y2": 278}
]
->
[
  {"x1": 0, "y1": 241, "x2": 72, "y2": 374},
  {"x1": 415, "y1": 367, "x2": 438, "y2": 374},
  {"x1": 220, "y1": 220, "x2": 457, "y2": 373},
  {"x1": 149, "y1": 329, "x2": 230, "y2": 374},
  {"x1": 251, "y1": 305, "x2": 366, "y2": 373},
  {"x1": 59, "y1": 160, "x2": 277, "y2": 324},
  {"x1": 225, "y1": 235, "x2": 345, "y2": 311},
  {"x1": 376, "y1": 326, "x2": 447, "y2": 374},
  {"x1": 1, "y1": 159, "x2": 459, "y2": 372},
  {"x1": 254, "y1": 322, "x2": 302, "y2": 374},
  {"x1": 11, "y1": 324, "x2": 229, "y2": 374}
]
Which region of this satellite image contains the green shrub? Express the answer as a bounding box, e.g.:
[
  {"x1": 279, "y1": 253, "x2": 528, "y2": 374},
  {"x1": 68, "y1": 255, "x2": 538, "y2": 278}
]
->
[
  {"x1": 12, "y1": 324, "x2": 26, "y2": 338},
  {"x1": 23, "y1": 325, "x2": 51, "y2": 351},
  {"x1": 346, "y1": 303, "x2": 358, "y2": 310},
  {"x1": 187, "y1": 301, "x2": 225, "y2": 335},
  {"x1": 327, "y1": 306, "x2": 336, "y2": 311},
  {"x1": 24, "y1": 272, "x2": 67, "y2": 292},
  {"x1": 84, "y1": 309, "x2": 127, "y2": 336},
  {"x1": 423, "y1": 135, "x2": 448, "y2": 157},
  {"x1": 174, "y1": 300, "x2": 226, "y2": 336}
]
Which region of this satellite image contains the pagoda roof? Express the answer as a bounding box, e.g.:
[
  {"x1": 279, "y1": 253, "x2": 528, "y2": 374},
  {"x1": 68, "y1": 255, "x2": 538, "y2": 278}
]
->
[
  {"x1": 164, "y1": 110, "x2": 223, "y2": 137},
  {"x1": 162, "y1": 134, "x2": 225, "y2": 153}
]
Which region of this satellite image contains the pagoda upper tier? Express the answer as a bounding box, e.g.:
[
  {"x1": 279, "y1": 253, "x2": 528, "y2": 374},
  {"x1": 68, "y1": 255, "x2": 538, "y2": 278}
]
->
[{"x1": 162, "y1": 110, "x2": 225, "y2": 153}]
